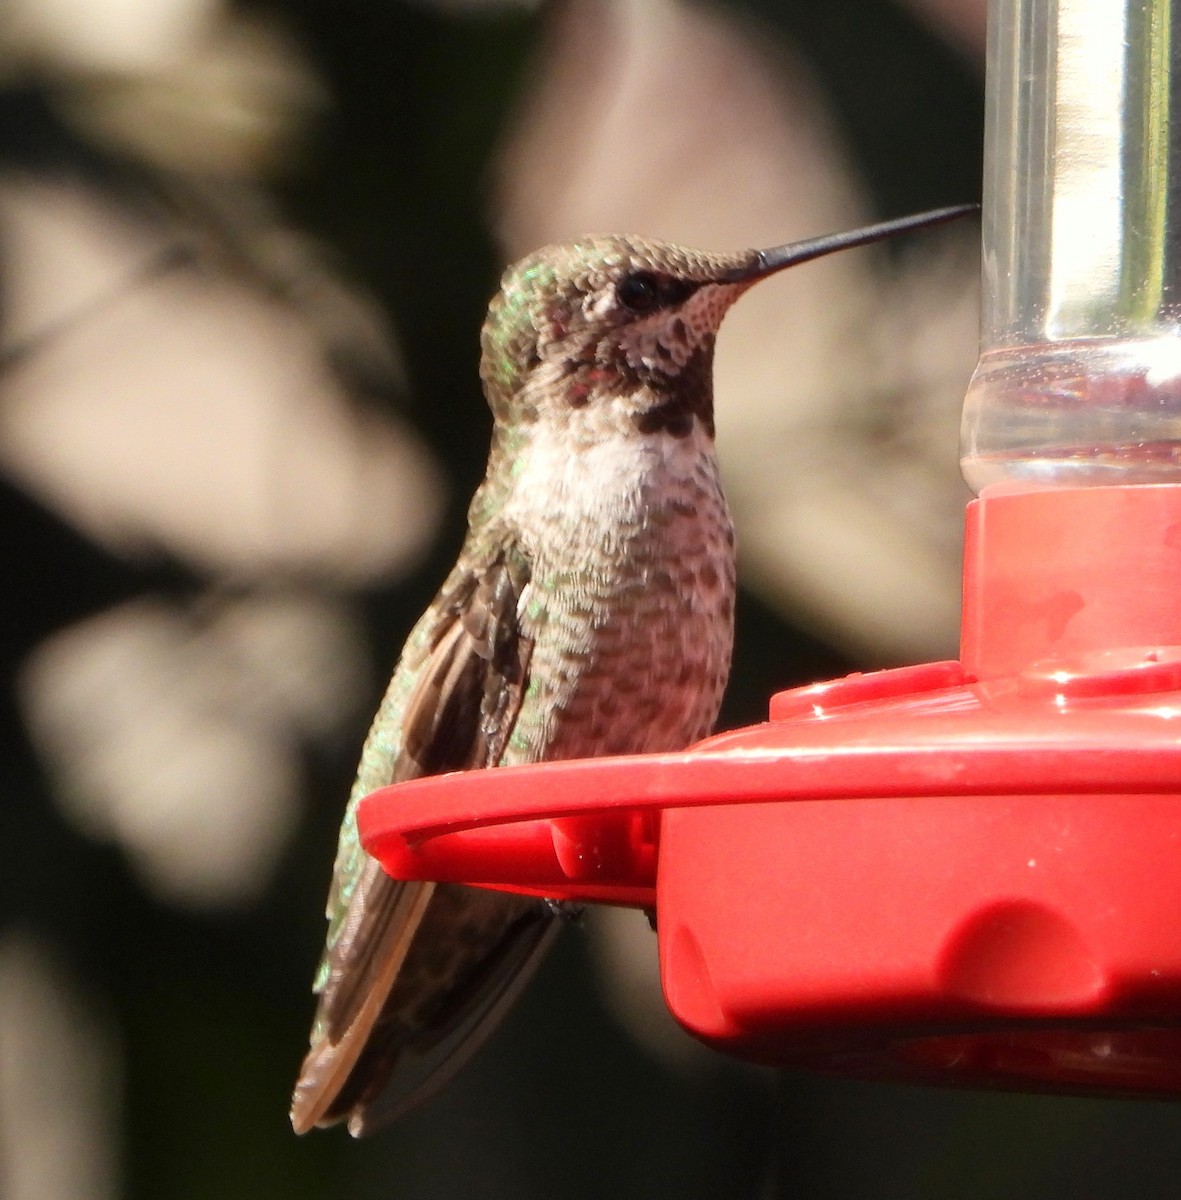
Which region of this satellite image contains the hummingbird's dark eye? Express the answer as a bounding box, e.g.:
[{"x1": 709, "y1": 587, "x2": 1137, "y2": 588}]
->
[{"x1": 616, "y1": 271, "x2": 660, "y2": 313}]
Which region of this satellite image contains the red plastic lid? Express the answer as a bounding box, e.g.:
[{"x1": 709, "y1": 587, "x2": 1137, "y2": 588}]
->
[{"x1": 358, "y1": 485, "x2": 1181, "y2": 1096}]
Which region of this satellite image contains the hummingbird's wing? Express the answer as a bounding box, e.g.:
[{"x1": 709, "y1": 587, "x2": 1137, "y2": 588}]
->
[{"x1": 291, "y1": 542, "x2": 558, "y2": 1135}]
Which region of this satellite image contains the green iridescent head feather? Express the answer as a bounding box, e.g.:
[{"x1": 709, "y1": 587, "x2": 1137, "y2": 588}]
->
[{"x1": 479, "y1": 235, "x2": 752, "y2": 422}]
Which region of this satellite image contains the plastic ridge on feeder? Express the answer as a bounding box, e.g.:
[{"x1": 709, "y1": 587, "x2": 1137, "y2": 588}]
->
[{"x1": 359, "y1": 0, "x2": 1181, "y2": 1097}]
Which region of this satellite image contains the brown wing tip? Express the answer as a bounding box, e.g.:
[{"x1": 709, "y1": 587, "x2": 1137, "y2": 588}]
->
[
  {"x1": 289, "y1": 1101, "x2": 317, "y2": 1137},
  {"x1": 289, "y1": 1072, "x2": 327, "y2": 1135},
  {"x1": 290, "y1": 1041, "x2": 349, "y2": 1136}
]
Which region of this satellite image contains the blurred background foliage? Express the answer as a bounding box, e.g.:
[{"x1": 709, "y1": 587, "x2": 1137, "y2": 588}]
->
[{"x1": 4, "y1": 0, "x2": 1181, "y2": 1197}]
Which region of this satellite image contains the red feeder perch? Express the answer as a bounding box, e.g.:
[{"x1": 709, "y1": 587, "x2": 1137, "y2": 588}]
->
[{"x1": 360, "y1": 0, "x2": 1181, "y2": 1097}]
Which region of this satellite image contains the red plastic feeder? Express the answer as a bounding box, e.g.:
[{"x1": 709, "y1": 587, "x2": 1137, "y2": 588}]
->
[{"x1": 359, "y1": 483, "x2": 1181, "y2": 1098}]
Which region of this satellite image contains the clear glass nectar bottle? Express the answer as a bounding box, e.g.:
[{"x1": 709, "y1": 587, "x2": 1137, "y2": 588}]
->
[{"x1": 960, "y1": 0, "x2": 1181, "y2": 493}]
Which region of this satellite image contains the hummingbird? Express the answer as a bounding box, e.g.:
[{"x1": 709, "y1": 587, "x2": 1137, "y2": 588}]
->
[{"x1": 290, "y1": 203, "x2": 977, "y2": 1136}]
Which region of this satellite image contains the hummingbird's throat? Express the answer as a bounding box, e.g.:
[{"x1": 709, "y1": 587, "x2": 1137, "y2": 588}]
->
[{"x1": 558, "y1": 339, "x2": 716, "y2": 439}]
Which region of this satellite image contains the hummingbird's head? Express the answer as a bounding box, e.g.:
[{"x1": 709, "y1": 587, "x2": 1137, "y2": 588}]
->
[
  {"x1": 478, "y1": 206, "x2": 976, "y2": 443},
  {"x1": 480, "y1": 235, "x2": 750, "y2": 440}
]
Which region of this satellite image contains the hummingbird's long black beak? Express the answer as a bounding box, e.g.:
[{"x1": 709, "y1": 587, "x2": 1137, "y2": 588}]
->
[{"x1": 719, "y1": 203, "x2": 979, "y2": 285}]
